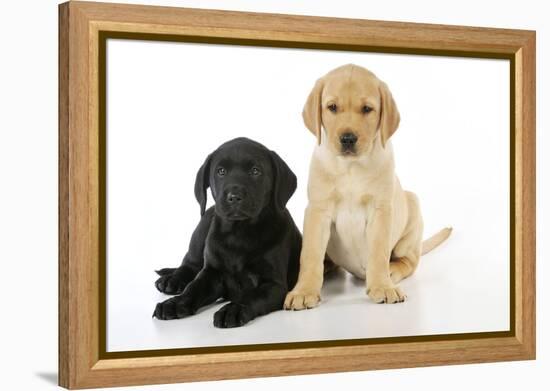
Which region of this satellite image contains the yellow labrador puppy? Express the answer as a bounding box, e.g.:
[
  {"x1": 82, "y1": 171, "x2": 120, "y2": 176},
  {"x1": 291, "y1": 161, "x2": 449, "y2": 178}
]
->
[{"x1": 285, "y1": 64, "x2": 451, "y2": 308}]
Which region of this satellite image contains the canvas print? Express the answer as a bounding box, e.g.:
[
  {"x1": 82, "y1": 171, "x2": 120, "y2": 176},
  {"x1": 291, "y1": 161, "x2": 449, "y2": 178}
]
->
[{"x1": 106, "y1": 40, "x2": 509, "y2": 352}]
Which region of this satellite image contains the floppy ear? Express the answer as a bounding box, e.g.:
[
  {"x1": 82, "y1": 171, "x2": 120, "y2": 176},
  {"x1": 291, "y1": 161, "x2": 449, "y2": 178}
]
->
[
  {"x1": 194, "y1": 153, "x2": 212, "y2": 216},
  {"x1": 270, "y1": 150, "x2": 297, "y2": 212},
  {"x1": 302, "y1": 78, "x2": 324, "y2": 145},
  {"x1": 378, "y1": 81, "x2": 401, "y2": 148}
]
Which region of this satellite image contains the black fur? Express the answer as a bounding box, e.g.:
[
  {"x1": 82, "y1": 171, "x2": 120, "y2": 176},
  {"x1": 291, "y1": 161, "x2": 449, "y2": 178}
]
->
[{"x1": 152, "y1": 138, "x2": 301, "y2": 328}]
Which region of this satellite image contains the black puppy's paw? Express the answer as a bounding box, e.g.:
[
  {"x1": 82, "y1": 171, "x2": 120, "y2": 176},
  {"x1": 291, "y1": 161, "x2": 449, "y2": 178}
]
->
[
  {"x1": 155, "y1": 269, "x2": 189, "y2": 295},
  {"x1": 152, "y1": 296, "x2": 194, "y2": 320},
  {"x1": 213, "y1": 303, "x2": 254, "y2": 328}
]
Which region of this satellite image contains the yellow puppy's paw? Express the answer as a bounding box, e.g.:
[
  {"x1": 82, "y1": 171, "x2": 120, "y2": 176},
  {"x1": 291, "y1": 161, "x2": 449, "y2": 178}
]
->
[
  {"x1": 366, "y1": 285, "x2": 406, "y2": 304},
  {"x1": 284, "y1": 290, "x2": 321, "y2": 310}
]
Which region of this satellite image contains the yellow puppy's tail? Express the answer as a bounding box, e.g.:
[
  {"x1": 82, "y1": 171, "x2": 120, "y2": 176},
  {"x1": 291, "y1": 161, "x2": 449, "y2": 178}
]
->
[{"x1": 421, "y1": 227, "x2": 452, "y2": 255}]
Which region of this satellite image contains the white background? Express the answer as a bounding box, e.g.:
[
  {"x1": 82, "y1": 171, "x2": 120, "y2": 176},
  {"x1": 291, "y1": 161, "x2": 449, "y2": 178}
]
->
[
  {"x1": 0, "y1": 0, "x2": 547, "y2": 390},
  {"x1": 107, "y1": 40, "x2": 509, "y2": 351}
]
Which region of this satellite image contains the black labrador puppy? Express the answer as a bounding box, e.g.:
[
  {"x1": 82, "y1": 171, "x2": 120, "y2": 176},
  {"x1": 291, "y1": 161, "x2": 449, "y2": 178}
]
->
[{"x1": 152, "y1": 137, "x2": 301, "y2": 328}]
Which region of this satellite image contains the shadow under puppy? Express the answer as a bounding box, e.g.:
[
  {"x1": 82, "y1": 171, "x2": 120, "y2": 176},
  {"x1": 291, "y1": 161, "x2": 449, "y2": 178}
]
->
[{"x1": 153, "y1": 137, "x2": 301, "y2": 328}]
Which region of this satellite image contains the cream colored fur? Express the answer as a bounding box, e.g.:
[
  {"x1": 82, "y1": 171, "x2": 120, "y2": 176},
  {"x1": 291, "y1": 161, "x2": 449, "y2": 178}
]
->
[{"x1": 284, "y1": 64, "x2": 451, "y2": 309}]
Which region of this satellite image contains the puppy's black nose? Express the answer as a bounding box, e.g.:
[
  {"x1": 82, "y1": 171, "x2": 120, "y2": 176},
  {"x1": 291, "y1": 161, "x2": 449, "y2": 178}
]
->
[
  {"x1": 226, "y1": 192, "x2": 243, "y2": 204},
  {"x1": 340, "y1": 132, "x2": 358, "y2": 149}
]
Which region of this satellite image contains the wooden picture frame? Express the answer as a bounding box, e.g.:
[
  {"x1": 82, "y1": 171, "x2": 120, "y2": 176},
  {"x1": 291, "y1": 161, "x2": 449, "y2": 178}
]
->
[{"x1": 58, "y1": 1, "x2": 536, "y2": 389}]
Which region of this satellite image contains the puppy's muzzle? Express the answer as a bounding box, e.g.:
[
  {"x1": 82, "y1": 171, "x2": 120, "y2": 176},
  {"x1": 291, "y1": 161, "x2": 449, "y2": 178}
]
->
[
  {"x1": 340, "y1": 132, "x2": 358, "y2": 154},
  {"x1": 220, "y1": 185, "x2": 252, "y2": 220}
]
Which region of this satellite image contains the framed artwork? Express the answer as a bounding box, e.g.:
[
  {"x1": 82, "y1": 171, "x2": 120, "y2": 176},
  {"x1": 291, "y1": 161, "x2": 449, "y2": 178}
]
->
[{"x1": 59, "y1": 1, "x2": 536, "y2": 389}]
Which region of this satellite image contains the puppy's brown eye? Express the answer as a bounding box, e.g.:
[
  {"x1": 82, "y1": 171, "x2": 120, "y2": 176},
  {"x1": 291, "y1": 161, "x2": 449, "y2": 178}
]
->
[
  {"x1": 250, "y1": 167, "x2": 261, "y2": 176},
  {"x1": 328, "y1": 103, "x2": 337, "y2": 113},
  {"x1": 217, "y1": 167, "x2": 226, "y2": 177},
  {"x1": 362, "y1": 105, "x2": 373, "y2": 114}
]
